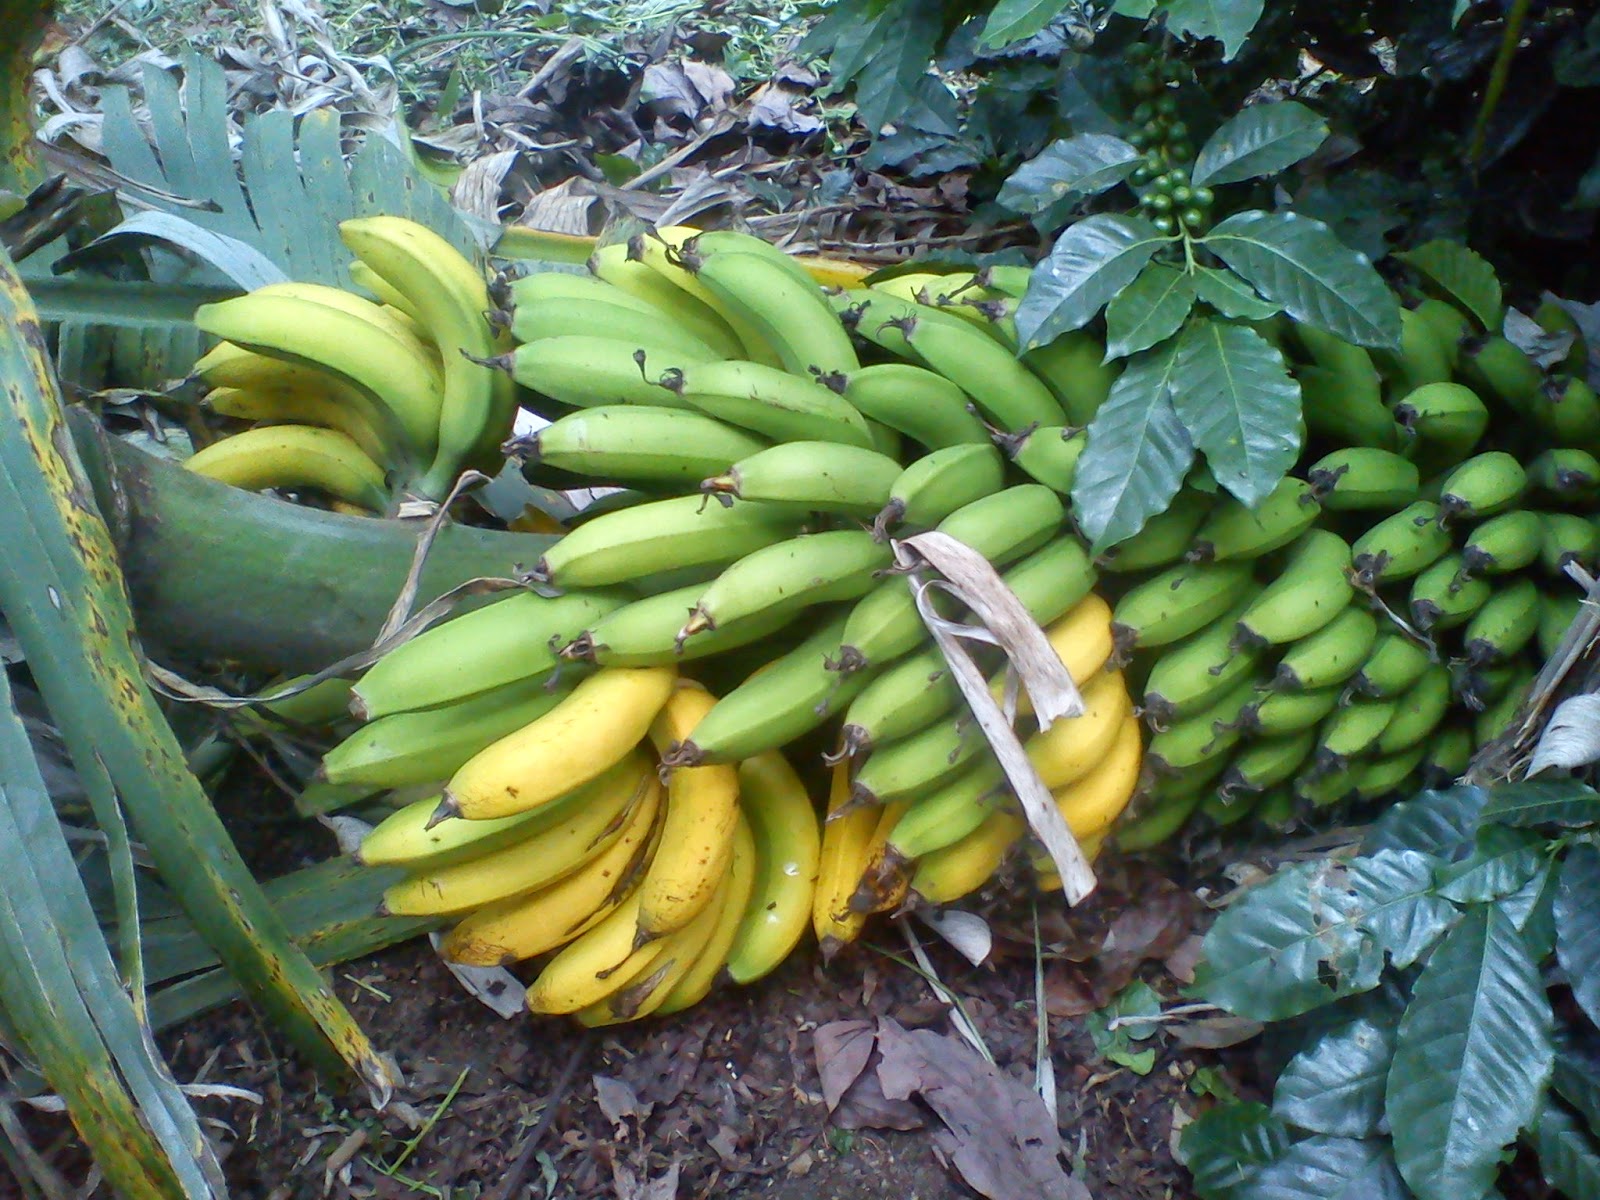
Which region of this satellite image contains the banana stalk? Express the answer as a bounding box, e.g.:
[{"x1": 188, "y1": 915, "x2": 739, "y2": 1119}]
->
[{"x1": 0, "y1": 250, "x2": 393, "y2": 1096}]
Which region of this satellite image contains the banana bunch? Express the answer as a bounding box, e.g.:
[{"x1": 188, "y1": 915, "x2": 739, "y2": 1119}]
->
[
  {"x1": 1111, "y1": 288, "x2": 1593, "y2": 852},
  {"x1": 183, "y1": 216, "x2": 514, "y2": 509}
]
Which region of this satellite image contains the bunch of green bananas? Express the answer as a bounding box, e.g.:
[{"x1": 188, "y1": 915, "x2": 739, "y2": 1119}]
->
[
  {"x1": 1110, "y1": 296, "x2": 1593, "y2": 851},
  {"x1": 183, "y1": 216, "x2": 516, "y2": 509}
]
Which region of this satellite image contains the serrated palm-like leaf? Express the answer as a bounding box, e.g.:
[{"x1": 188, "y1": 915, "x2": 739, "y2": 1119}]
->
[
  {"x1": 1556, "y1": 845, "x2": 1600, "y2": 1027},
  {"x1": 1202, "y1": 210, "x2": 1402, "y2": 349},
  {"x1": 1363, "y1": 786, "x2": 1489, "y2": 861},
  {"x1": 1104, "y1": 263, "x2": 1198, "y2": 359},
  {"x1": 1192, "y1": 851, "x2": 1451, "y2": 1021},
  {"x1": 1386, "y1": 906, "x2": 1553, "y2": 1200},
  {"x1": 1531, "y1": 1100, "x2": 1600, "y2": 1200},
  {"x1": 1273, "y1": 1012, "x2": 1399, "y2": 1137},
  {"x1": 1016, "y1": 213, "x2": 1171, "y2": 348},
  {"x1": 1194, "y1": 266, "x2": 1281, "y2": 319},
  {"x1": 998, "y1": 135, "x2": 1143, "y2": 216},
  {"x1": 1170, "y1": 317, "x2": 1301, "y2": 506},
  {"x1": 1069, "y1": 337, "x2": 1194, "y2": 552},
  {"x1": 1433, "y1": 826, "x2": 1545, "y2": 904},
  {"x1": 1191, "y1": 101, "x2": 1329, "y2": 189},
  {"x1": 0, "y1": 669, "x2": 223, "y2": 1199},
  {"x1": 1178, "y1": 1101, "x2": 1292, "y2": 1198},
  {"x1": 1394, "y1": 240, "x2": 1504, "y2": 333},
  {"x1": 1235, "y1": 1136, "x2": 1410, "y2": 1200},
  {"x1": 0, "y1": 248, "x2": 394, "y2": 1098},
  {"x1": 1162, "y1": 0, "x2": 1266, "y2": 59},
  {"x1": 1478, "y1": 777, "x2": 1600, "y2": 828},
  {"x1": 979, "y1": 0, "x2": 1075, "y2": 49}
]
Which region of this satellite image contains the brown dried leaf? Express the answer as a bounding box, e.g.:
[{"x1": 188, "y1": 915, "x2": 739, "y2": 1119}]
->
[
  {"x1": 593, "y1": 1074, "x2": 649, "y2": 1127},
  {"x1": 1042, "y1": 964, "x2": 1101, "y2": 1018},
  {"x1": 813, "y1": 1020, "x2": 876, "y2": 1114}
]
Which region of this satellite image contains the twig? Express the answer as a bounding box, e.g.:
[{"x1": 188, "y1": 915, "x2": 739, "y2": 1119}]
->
[{"x1": 492, "y1": 1033, "x2": 592, "y2": 1200}]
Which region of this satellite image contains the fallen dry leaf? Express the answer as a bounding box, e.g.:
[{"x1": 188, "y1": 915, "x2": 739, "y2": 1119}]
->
[
  {"x1": 594, "y1": 1073, "x2": 649, "y2": 1128},
  {"x1": 812, "y1": 1019, "x2": 925, "y2": 1131}
]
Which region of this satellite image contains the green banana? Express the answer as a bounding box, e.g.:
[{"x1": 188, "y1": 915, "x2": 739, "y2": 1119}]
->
[
  {"x1": 1199, "y1": 788, "x2": 1260, "y2": 829},
  {"x1": 558, "y1": 583, "x2": 794, "y2": 667},
  {"x1": 1539, "y1": 375, "x2": 1600, "y2": 451},
  {"x1": 1473, "y1": 664, "x2": 1533, "y2": 746},
  {"x1": 1020, "y1": 330, "x2": 1120, "y2": 426},
  {"x1": 323, "y1": 673, "x2": 576, "y2": 789},
  {"x1": 1311, "y1": 696, "x2": 1397, "y2": 772},
  {"x1": 664, "y1": 359, "x2": 874, "y2": 448},
  {"x1": 510, "y1": 406, "x2": 767, "y2": 486},
  {"x1": 1295, "y1": 759, "x2": 1360, "y2": 809},
  {"x1": 1251, "y1": 787, "x2": 1300, "y2": 829},
  {"x1": 851, "y1": 713, "x2": 987, "y2": 806},
  {"x1": 1459, "y1": 334, "x2": 1544, "y2": 412},
  {"x1": 1110, "y1": 785, "x2": 1205, "y2": 852},
  {"x1": 1418, "y1": 725, "x2": 1474, "y2": 789},
  {"x1": 1232, "y1": 530, "x2": 1355, "y2": 650},
  {"x1": 1538, "y1": 511, "x2": 1600, "y2": 577},
  {"x1": 701, "y1": 441, "x2": 903, "y2": 517},
  {"x1": 499, "y1": 267, "x2": 672, "y2": 317},
  {"x1": 1538, "y1": 589, "x2": 1583, "y2": 659},
  {"x1": 1453, "y1": 660, "x2": 1520, "y2": 713},
  {"x1": 1454, "y1": 509, "x2": 1542, "y2": 583},
  {"x1": 997, "y1": 425, "x2": 1086, "y2": 495},
  {"x1": 1436, "y1": 451, "x2": 1527, "y2": 525},
  {"x1": 1291, "y1": 323, "x2": 1384, "y2": 408},
  {"x1": 1236, "y1": 684, "x2": 1344, "y2": 737},
  {"x1": 1187, "y1": 477, "x2": 1319, "y2": 563},
  {"x1": 1095, "y1": 492, "x2": 1211, "y2": 572},
  {"x1": 684, "y1": 246, "x2": 860, "y2": 378},
  {"x1": 882, "y1": 760, "x2": 1007, "y2": 863},
  {"x1": 1304, "y1": 447, "x2": 1420, "y2": 511},
  {"x1": 1110, "y1": 559, "x2": 1257, "y2": 660},
  {"x1": 1408, "y1": 552, "x2": 1491, "y2": 632},
  {"x1": 502, "y1": 295, "x2": 721, "y2": 362},
  {"x1": 836, "y1": 644, "x2": 965, "y2": 759},
  {"x1": 1534, "y1": 300, "x2": 1590, "y2": 375},
  {"x1": 629, "y1": 229, "x2": 783, "y2": 366},
  {"x1": 530, "y1": 493, "x2": 803, "y2": 588},
  {"x1": 1349, "y1": 629, "x2": 1433, "y2": 699},
  {"x1": 677, "y1": 531, "x2": 894, "y2": 647},
  {"x1": 587, "y1": 241, "x2": 745, "y2": 359},
  {"x1": 1392, "y1": 381, "x2": 1489, "y2": 468},
  {"x1": 1373, "y1": 304, "x2": 1456, "y2": 389},
  {"x1": 1371, "y1": 665, "x2": 1452, "y2": 756},
  {"x1": 1463, "y1": 577, "x2": 1542, "y2": 666},
  {"x1": 351, "y1": 588, "x2": 628, "y2": 719},
  {"x1": 1526, "y1": 447, "x2": 1600, "y2": 504},
  {"x1": 1218, "y1": 729, "x2": 1318, "y2": 798},
  {"x1": 1269, "y1": 603, "x2": 1378, "y2": 692},
  {"x1": 840, "y1": 363, "x2": 990, "y2": 450},
  {"x1": 874, "y1": 443, "x2": 1006, "y2": 536},
  {"x1": 1139, "y1": 598, "x2": 1262, "y2": 725},
  {"x1": 1407, "y1": 298, "x2": 1471, "y2": 365},
  {"x1": 504, "y1": 335, "x2": 719, "y2": 409},
  {"x1": 1349, "y1": 745, "x2": 1428, "y2": 803},
  {"x1": 1349, "y1": 500, "x2": 1451, "y2": 589},
  {"x1": 1297, "y1": 365, "x2": 1402, "y2": 450},
  {"x1": 900, "y1": 311, "x2": 1066, "y2": 432},
  {"x1": 1144, "y1": 676, "x2": 1256, "y2": 775}
]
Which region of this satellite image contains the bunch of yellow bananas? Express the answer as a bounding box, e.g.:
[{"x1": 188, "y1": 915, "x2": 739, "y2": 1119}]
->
[{"x1": 183, "y1": 216, "x2": 516, "y2": 509}]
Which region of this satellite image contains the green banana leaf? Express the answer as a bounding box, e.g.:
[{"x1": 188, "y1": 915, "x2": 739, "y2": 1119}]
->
[
  {"x1": 0, "y1": 667, "x2": 225, "y2": 1198},
  {"x1": 0, "y1": 245, "x2": 394, "y2": 1099},
  {"x1": 0, "y1": 0, "x2": 49, "y2": 194}
]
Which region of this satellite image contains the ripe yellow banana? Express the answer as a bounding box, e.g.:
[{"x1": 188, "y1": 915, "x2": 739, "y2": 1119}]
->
[
  {"x1": 1052, "y1": 711, "x2": 1143, "y2": 841},
  {"x1": 184, "y1": 425, "x2": 391, "y2": 512},
  {"x1": 910, "y1": 810, "x2": 1025, "y2": 906},
  {"x1": 524, "y1": 889, "x2": 670, "y2": 1015},
  {"x1": 725, "y1": 751, "x2": 819, "y2": 985},
  {"x1": 441, "y1": 665, "x2": 677, "y2": 821},
  {"x1": 202, "y1": 384, "x2": 396, "y2": 468},
  {"x1": 1024, "y1": 668, "x2": 1131, "y2": 790},
  {"x1": 813, "y1": 759, "x2": 880, "y2": 957},
  {"x1": 654, "y1": 813, "x2": 759, "y2": 1014},
  {"x1": 635, "y1": 682, "x2": 741, "y2": 942},
  {"x1": 994, "y1": 592, "x2": 1116, "y2": 717}
]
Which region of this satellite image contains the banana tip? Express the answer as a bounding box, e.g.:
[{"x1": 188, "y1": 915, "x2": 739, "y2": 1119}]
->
[{"x1": 423, "y1": 794, "x2": 460, "y2": 830}]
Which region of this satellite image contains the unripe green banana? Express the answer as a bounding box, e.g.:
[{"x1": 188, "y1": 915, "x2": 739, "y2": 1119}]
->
[
  {"x1": 1144, "y1": 676, "x2": 1255, "y2": 775},
  {"x1": 1371, "y1": 665, "x2": 1452, "y2": 756},
  {"x1": 1373, "y1": 304, "x2": 1455, "y2": 389},
  {"x1": 1295, "y1": 759, "x2": 1361, "y2": 809},
  {"x1": 1111, "y1": 559, "x2": 1257, "y2": 661},
  {"x1": 899, "y1": 310, "x2": 1067, "y2": 432},
  {"x1": 1459, "y1": 334, "x2": 1544, "y2": 411},
  {"x1": 531, "y1": 494, "x2": 803, "y2": 589},
  {"x1": 1236, "y1": 684, "x2": 1344, "y2": 737},
  {"x1": 1393, "y1": 381, "x2": 1489, "y2": 467},
  {"x1": 1462, "y1": 576, "x2": 1542, "y2": 667},
  {"x1": 501, "y1": 295, "x2": 722, "y2": 361},
  {"x1": 1311, "y1": 697, "x2": 1397, "y2": 773},
  {"x1": 323, "y1": 673, "x2": 575, "y2": 789},
  {"x1": 1408, "y1": 552, "x2": 1491, "y2": 632},
  {"x1": 836, "y1": 645, "x2": 964, "y2": 759},
  {"x1": 677, "y1": 530, "x2": 894, "y2": 648},
  {"x1": 1297, "y1": 365, "x2": 1402, "y2": 450},
  {"x1": 1218, "y1": 728, "x2": 1317, "y2": 798},
  {"x1": 1539, "y1": 375, "x2": 1600, "y2": 451},
  {"x1": 666, "y1": 359, "x2": 874, "y2": 448},
  {"x1": 1538, "y1": 589, "x2": 1583, "y2": 659},
  {"x1": 851, "y1": 714, "x2": 986, "y2": 806},
  {"x1": 1251, "y1": 787, "x2": 1299, "y2": 830},
  {"x1": 1020, "y1": 330, "x2": 1120, "y2": 426},
  {"x1": 1454, "y1": 510, "x2": 1542, "y2": 584},
  {"x1": 997, "y1": 425, "x2": 1086, "y2": 495},
  {"x1": 352, "y1": 589, "x2": 628, "y2": 719},
  {"x1": 840, "y1": 363, "x2": 990, "y2": 450},
  {"x1": 1291, "y1": 323, "x2": 1384, "y2": 407},
  {"x1": 874, "y1": 443, "x2": 1006, "y2": 536},
  {"x1": 1452, "y1": 660, "x2": 1520, "y2": 712},
  {"x1": 882, "y1": 760, "x2": 1007, "y2": 863},
  {"x1": 1269, "y1": 603, "x2": 1378, "y2": 692},
  {"x1": 1140, "y1": 597, "x2": 1262, "y2": 726},
  {"x1": 1473, "y1": 664, "x2": 1533, "y2": 746},
  {"x1": 1348, "y1": 628, "x2": 1433, "y2": 699},
  {"x1": 630, "y1": 229, "x2": 783, "y2": 366},
  {"x1": 1407, "y1": 298, "x2": 1471, "y2": 363},
  {"x1": 701, "y1": 441, "x2": 903, "y2": 517},
  {"x1": 1436, "y1": 451, "x2": 1527, "y2": 525},
  {"x1": 499, "y1": 267, "x2": 668, "y2": 317},
  {"x1": 1187, "y1": 477, "x2": 1320, "y2": 563},
  {"x1": 1111, "y1": 784, "x2": 1206, "y2": 853},
  {"x1": 1349, "y1": 500, "x2": 1452, "y2": 589},
  {"x1": 558, "y1": 583, "x2": 794, "y2": 668},
  {"x1": 1418, "y1": 724, "x2": 1475, "y2": 789},
  {"x1": 1199, "y1": 788, "x2": 1260, "y2": 829},
  {"x1": 1349, "y1": 744, "x2": 1428, "y2": 803},
  {"x1": 1538, "y1": 511, "x2": 1600, "y2": 577},
  {"x1": 510, "y1": 406, "x2": 768, "y2": 487},
  {"x1": 1094, "y1": 491, "x2": 1211, "y2": 572},
  {"x1": 684, "y1": 246, "x2": 861, "y2": 378},
  {"x1": 1232, "y1": 530, "x2": 1355, "y2": 649},
  {"x1": 505, "y1": 335, "x2": 718, "y2": 408},
  {"x1": 1305, "y1": 447, "x2": 1420, "y2": 512},
  {"x1": 1526, "y1": 447, "x2": 1600, "y2": 504},
  {"x1": 587, "y1": 241, "x2": 746, "y2": 358}
]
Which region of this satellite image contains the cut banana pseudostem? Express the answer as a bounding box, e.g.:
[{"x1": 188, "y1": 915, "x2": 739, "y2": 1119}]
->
[
  {"x1": 1269, "y1": 602, "x2": 1378, "y2": 692},
  {"x1": 184, "y1": 425, "x2": 391, "y2": 512},
  {"x1": 1305, "y1": 447, "x2": 1420, "y2": 511},
  {"x1": 561, "y1": 584, "x2": 794, "y2": 668},
  {"x1": 701, "y1": 441, "x2": 903, "y2": 517},
  {"x1": 665, "y1": 359, "x2": 874, "y2": 448},
  {"x1": 440, "y1": 666, "x2": 677, "y2": 821},
  {"x1": 504, "y1": 335, "x2": 720, "y2": 409},
  {"x1": 339, "y1": 217, "x2": 511, "y2": 496},
  {"x1": 531, "y1": 493, "x2": 802, "y2": 589},
  {"x1": 1187, "y1": 477, "x2": 1320, "y2": 562},
  {"x1": 726, "y1": 752, "x2": 819, "y2": 985},
  {"x1": 1111, "y1": 559, "x2": 1256, "y2": 661},
  {"x1": 874, "y1": 442, "x2": 1006, "y2": 536},
  {"x1": 677, "y1": 530, "x2": 893, "y2": 647},
  {"x1": 353, "y1": 589, "x2": 629, "y2": 719},
  {"x1": 508, "y1": 405, "x2": 768, "y2": 487},
  {"x1": 840, "y1": 363, "x2": 991, "y2": 450},
  {"x1": 587, "y1": 241, "x2": 745, "y2": 359},
  {"x1": 1436, "y1": 451, "x2": 1526, "y2": 525},
  {"x1": 1349, "y1": 501, "x2": 1451, "y2": 589}
]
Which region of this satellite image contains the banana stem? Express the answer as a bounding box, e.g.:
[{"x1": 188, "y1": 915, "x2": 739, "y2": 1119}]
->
[{"x1": 1468, "y1": 0, "x2": 1533, "y2": 168}]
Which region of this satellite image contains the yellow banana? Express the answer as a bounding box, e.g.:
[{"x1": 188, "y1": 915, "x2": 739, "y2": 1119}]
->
[
  {"x1": 1024, "y1": 668, "x2": 1132, "y2": 790},
  {"x1": 587, "y1": 241, "x2": 745, "y2": 358},
  {"x1": 635, "y1": 682, "x2": 742, "y2": 942},
  {"x1": 725, "y1": 751, "x2": 820, "y2": 984},
  {"x1": 348, "y1": 257, "x2": 423, "y2": 321},
  {"x1": 184, "y1": 425, "x2": 390, "y2": 512},
  {"x1": 994, "y1": 592, "x2": 1116, "y2": 716},
  {"x1": 630, "y1": 226, "x2": 784, "y2": 367},
  {"x1": 379, "y1": 754, "x2": 651, "y2": 916},
  {"x1": 910, "y1": 810, "x2": 1025, "y2": 906},
  {"x1": 814, "y1": 761, "x2": 907, "y2": 955},
  {"x1": 654, "y1": 813, "x2": 759, "y2": 1014},
  {"x1": 202, "y1": 384, "x2": 396, "y2": 467},
  {"x1": 1052, "y1": 711, "x2": 1144, "y2": 841},
  {"x1": 441, "y1": 666, "x2": 676, "y2": 821},
  {"x1": 524, "y1": 889, "x2": 670, "y2": 1015},
  {"x1": 248, "y1": 280, "x2": 434, "y2": 348},
  {"x1": 438, "y1": 777, "x2": 662, "y2": 965}
]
